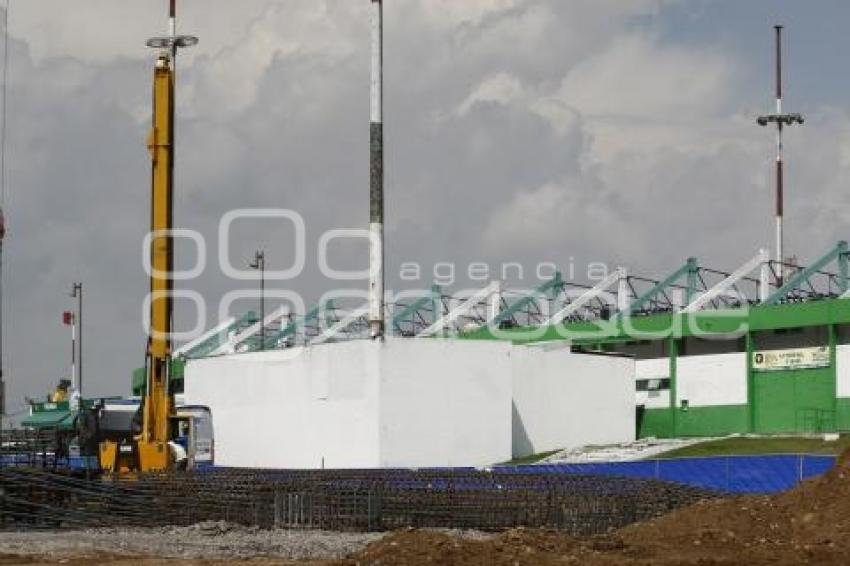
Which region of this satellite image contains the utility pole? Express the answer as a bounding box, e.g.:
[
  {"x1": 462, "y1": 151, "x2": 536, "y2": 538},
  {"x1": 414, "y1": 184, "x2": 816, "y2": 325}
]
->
[
  {"x1": 757, "y1": 25, "x2": 803, "y2": 285},
  {"x1": 249, "y1": 250, "x2": 265, "y2": 350},
  {"x1": 0, "y1": 0, "x2": 10, "y2": 444},
  {"x1": 70, "y1": 283, "x2": 82, "y2": 403},
  {"x1": 0, "y1": 208, "x2": 5, "y2": 440},
  {"x1": 369, "y1": 0, "x2": 385, "y2": 339},
  {"x1": 62, "y1": 310, "x2": 76, "y2": 403}
]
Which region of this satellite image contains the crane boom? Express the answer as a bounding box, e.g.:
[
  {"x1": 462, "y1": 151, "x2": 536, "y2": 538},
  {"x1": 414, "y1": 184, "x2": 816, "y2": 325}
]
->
[
  {"x1": 97, "y1": 51, "x2": 177, "y2": 474},
  {"x1": 94, "y1": 1, "x2": 197, "y2": 475},
  {"x1": 137, "y1": 52, "x2": 176, "y2": 472}
]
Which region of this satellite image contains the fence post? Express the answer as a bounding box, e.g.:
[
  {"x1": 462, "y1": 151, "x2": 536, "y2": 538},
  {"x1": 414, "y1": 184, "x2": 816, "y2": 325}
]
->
[{"x1": 798, "y1": 454, "x2": 803, "y2": 484}]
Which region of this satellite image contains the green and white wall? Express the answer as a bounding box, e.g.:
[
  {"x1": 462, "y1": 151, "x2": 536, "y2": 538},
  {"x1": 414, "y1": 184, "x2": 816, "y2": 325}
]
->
[
  {"x1": 465, "y1": 297, "x2": 850, "y2": 439},
  {"x1": 636, "y1": 352, "x2": 749, "y2": 438},
  {"x1": 634, "y1": 327, "x2": 844, "y2": 438},
  {"x1": 137, "y1": 293, "x2": 850, "y2": 440}
]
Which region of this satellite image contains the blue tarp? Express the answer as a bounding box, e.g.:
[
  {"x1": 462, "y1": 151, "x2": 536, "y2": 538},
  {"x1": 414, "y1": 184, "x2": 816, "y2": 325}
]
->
[
  {"x1": 503, "y1": 454, "x2": 837, "y2": 494},
  {"x1": 4, "y1": 450, "x2": 836, "y2": 495},
  {"x1": 0, "y1": 454, "x2": 97, "y2": 470}
]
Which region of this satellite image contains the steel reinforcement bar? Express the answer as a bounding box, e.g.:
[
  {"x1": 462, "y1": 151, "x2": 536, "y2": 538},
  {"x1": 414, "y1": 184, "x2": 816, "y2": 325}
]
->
[{"x1": 0, "y1": 467, "x2": 719, "y2": 533}]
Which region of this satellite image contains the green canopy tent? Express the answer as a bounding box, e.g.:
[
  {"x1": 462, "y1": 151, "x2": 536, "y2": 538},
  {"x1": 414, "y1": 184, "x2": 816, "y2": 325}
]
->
[{"x1": 21, "y1": 407, "x2": 75, "y2": 430}]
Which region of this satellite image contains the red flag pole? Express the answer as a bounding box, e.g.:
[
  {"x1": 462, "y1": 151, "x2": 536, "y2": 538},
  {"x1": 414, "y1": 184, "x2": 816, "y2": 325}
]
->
[{"x1": 70, "y1": 314, "x2": 76, "y2": 399}]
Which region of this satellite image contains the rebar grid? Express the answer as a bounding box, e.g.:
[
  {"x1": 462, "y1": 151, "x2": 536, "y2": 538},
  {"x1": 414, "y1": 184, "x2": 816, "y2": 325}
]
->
[{"x1": 1, "y1": 466, "x2": 718, "y2": 534}]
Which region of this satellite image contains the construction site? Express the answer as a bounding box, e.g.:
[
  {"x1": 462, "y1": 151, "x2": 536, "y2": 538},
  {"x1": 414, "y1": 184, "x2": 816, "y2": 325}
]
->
[{"x1": 3, "y1": 1, "x2": 850, "y2": 564}]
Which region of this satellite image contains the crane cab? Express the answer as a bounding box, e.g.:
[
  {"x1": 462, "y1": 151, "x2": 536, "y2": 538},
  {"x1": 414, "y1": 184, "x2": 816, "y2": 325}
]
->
[
  {"x1": 172, "y1": 405, "x2": 214, "y2": 470},
  {"x1": 97, "y1": 400, "x2": 214, "y2": 473}
]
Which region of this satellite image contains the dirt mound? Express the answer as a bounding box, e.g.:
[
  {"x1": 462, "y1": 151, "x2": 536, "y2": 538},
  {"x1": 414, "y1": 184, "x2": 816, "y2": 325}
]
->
[
  {"x1": 345, "y1": 450, "x2": 850, "y2": 565},
  {"x1": 614, "y1": 447, "x2": 850, "y2": 564},
  {"x1": 345, "y1": 529, "x2": 582, "y2": 566}
]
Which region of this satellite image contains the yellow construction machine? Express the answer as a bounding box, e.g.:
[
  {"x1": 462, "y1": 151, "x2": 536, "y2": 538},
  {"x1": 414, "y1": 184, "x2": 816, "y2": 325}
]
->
[{"x1": 99, "y1": 5, "x2": 198, "y2": 473}]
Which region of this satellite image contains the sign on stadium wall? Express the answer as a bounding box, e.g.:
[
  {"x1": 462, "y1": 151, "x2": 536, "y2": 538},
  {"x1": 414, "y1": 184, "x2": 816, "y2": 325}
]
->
[{"x1": 752, "y1": 346, "x2": 830, "y2": 372}]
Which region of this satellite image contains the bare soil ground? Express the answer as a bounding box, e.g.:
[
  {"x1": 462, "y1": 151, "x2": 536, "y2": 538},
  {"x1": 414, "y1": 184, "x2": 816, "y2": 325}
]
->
[
  {"x1": 344, "y1": 448, "x2": 850, "y2": 565},
  {"x1": 6, "y1": 449, "x2": 850, "y2": 565}
]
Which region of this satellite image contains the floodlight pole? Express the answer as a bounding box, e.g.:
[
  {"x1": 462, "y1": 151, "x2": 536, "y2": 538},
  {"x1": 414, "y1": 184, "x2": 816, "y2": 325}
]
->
[
  {"x1": 757, "y1": 25, "x2": 803, "y2": 286},
  {"x1": 169, "y1": 0, "x2": 176, "y2": 38},
  {"x1": 249, "y1": 250, "x2": 266, "y2": 350},
  {"x1": 70, "y1": 283, "x2": 82, "y2": 403},
  {"x1": 0, "y1": 210, "x2": 4, "y2": 441},
  {"x1": 369, "y1": 0, "x2": 385, "y2": 340},
  {"x1": 70, "y1": 312, "x2": 76, "y2": 400},
  {"x1": 774, "y1": 25, "x2": 785, "y2": 282}
]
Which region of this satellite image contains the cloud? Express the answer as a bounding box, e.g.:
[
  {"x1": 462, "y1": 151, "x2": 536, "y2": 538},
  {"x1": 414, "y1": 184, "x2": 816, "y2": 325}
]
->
[
  {"x1": 187, "y1": 1, "x2": 363, "y2": 117},
  {"x1": 559, "y1": 33, "x2": 738, "y2": 119},
  {"x1": 415, "y1": 0, "x2": 524, "y2": 29},
  {"x1": 4, "y1": 0, "x2": 850, "y2": 416},
  {"x1": 457, "y1": 72, "x2": 524, "y2": 116}
]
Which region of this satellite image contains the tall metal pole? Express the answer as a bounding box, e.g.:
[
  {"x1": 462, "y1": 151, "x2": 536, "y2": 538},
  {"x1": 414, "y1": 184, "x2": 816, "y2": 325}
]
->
[
  {"x1": 68, "y1": 283, "x2": 82, "y2": 475},
  {"x1": 757, "y1": 25, "x2": 803, "y2": 286},
  {"x1": 260, "y1": 256, "x2": 264, "y2": 349},
  {"x1": 0, "y1": 212, "x2": 4, "y2": 435},
  {"x1": 77, "y1": 285, "x2": 82, "y2": 401},
  {"x1": 70, "y1": 313, "x2": 76, "y2": 398},
  {"x1": 250, "y1": 250, "x2": 265, "y2": 350},
  {"x1": 0, "y1": 2, "x2": 8, "y2": 443},
  {"x1": 774, "y1": 25, "x2": 784, "y2": 281},
  {"x1": 0, "y1": 226, "x2": 4, "y2": 439},
  {"x1": 71, "y1": 282, "x2": 82, "y2": 402},
  {"x1": 369, "y1": 0, "x2": 385, "y2": 339}
]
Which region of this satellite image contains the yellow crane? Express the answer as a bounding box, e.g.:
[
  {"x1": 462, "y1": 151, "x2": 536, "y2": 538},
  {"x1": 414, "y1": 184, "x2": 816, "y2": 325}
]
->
[{"x1": 99, "y1": 2, "x2": 197, "y2": 473}]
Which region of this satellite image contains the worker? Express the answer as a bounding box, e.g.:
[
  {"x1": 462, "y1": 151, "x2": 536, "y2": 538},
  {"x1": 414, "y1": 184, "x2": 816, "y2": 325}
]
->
[
  {"x1": 168, "y1": 439, "x2": 188, "y2": 470},
  {"x1": 50, "y1": 379, "x2": 71, "y2": 403}
]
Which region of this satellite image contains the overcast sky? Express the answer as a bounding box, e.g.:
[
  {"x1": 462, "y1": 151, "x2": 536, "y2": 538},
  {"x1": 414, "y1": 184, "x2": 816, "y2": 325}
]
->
[{"x1": 3, "y1": 0, "x2": 850, "y2": 416}]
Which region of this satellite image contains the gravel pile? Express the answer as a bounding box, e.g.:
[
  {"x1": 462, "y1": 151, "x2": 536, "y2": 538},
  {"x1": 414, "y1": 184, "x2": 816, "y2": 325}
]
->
[{"x1": 0, "y1": 522, "x2": 383, "y2": 560}]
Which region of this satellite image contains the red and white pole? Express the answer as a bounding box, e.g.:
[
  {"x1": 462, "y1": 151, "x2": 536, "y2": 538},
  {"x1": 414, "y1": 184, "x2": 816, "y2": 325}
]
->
[
  {"x1": 369, "y1": 0, "x2": 385, "y2": 339},
  {"x1": 774, "y1": 25, "x2": 784, "y2": 282},
  {"x1": 71, "y1": 314, "x2": 76, "y2": 396}
]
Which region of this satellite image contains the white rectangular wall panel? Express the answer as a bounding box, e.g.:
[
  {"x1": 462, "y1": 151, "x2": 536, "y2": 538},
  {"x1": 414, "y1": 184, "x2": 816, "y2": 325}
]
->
[
  {"x1": 379, "y1": 339, "x2": 513, "y2": 467},
  {"x1": 836, "y1": 345, "x2": 850, "y2": 398},
  {"x1": 676, "y1": 353, "x2": 747, "y2": 407},
  {"x1": 511, "y1": 343, "x2": 635, "y2": 458},
  {"x1": 185, "y1": 338, "x2": 513, "y2": 469},
  {"x1": 184, "y1": 341, "x2": 382, "y2": 469}
]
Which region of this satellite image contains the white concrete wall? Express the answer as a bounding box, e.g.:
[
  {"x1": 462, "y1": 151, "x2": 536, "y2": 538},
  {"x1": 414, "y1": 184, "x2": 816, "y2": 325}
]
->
[
  {"x1": 836, "y1": 345, "x2": 850, "y2": 398},
  {"x1": 184, "y1": 341, "x2": 382, "y2": 469},
  {"x1": 186, "y1": 337, "x2": 635, "y2": 468},
  {"x1": 185, "y1": 338, "x2": 513, "y2": 469},
  {"x1": 676, "y1": 353, "x2": 746, "y2": 407},
  {"x1": 511, "y1": 342, "x2": 635, "y2": 458},
  {"x1": 379, "y1": 339, "x2": 513, "y2": 468},
  {"x1": 636, "y1": 358, "x2": 670, "y2": 409}
]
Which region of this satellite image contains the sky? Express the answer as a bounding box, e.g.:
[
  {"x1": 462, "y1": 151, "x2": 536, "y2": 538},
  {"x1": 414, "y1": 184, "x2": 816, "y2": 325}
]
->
[{"x1": 2, "y1": 0, "x2": 850, "y2": 418}]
